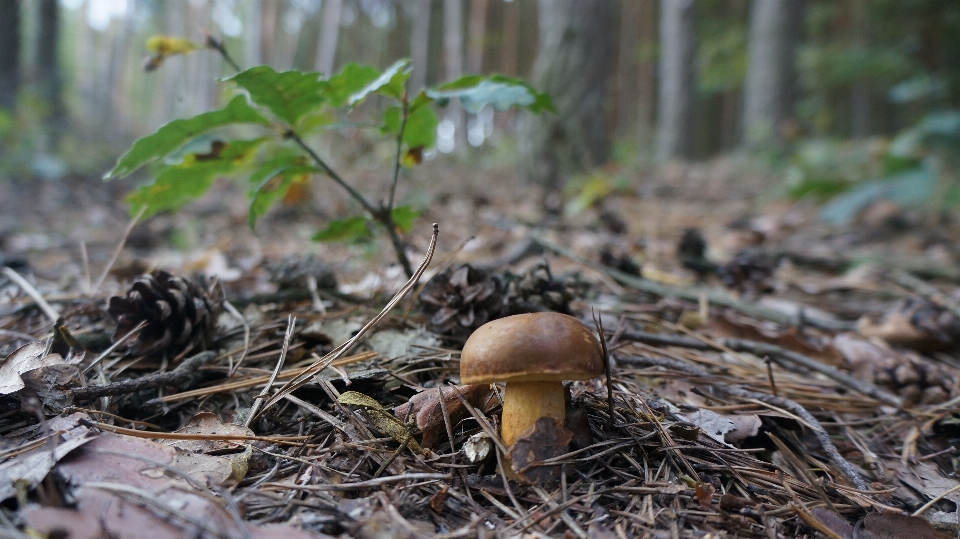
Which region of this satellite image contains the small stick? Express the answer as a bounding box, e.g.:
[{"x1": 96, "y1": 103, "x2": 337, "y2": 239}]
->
[
  {"x1": 912, "y1": 481, "x2": 960, "y2": 517},
  {"x1": 765, "y1": 357, "x2": 778, "y2": 397},
  {"x1": 245, "y1": 315, "x2": 295, "y2": 428},
  {"x1": 92, "y1": 205, "x2": 146, "y2": 295},
  {"x1": 593, "y1": 310, "x2": 614, "y2": 422},
  {"x1": 222, "y1": 300, "x2": 250, "y2": 377},
  {"x1": 82, "y1": 320, "x2": 147, "y2": 374},
  {"x1": 73, "y1": 351, "x2": 216, "y2": 400},
  {"x1": 2, "y1": 267, "x2": 59, "y2": 323}
]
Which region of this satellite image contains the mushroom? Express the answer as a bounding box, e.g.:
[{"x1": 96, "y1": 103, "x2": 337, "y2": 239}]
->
[{"x1": 459, "y1": 312, "x2": 604, "y2": 448}]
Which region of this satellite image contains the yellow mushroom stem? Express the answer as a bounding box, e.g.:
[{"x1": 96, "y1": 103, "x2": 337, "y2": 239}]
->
[{"x1": 500, "y1": 380, "x2": 566, "y2": 447}]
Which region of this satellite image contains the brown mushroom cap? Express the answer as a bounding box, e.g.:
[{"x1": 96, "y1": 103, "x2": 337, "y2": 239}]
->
[{"x1": 459, "y1": 312, "x2": 604, "y2": 384}]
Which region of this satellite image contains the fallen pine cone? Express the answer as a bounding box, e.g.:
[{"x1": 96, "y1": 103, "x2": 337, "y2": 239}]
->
[
  {"x1": 419, "y1": 265, "x2": 505, "y2": 338},
  {"x1": 108, "y1": 271, "x2": 222, "y2": 357}
]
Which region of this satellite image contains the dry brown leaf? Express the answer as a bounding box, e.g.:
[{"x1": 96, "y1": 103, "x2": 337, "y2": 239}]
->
[
  {"x1": 164, "y1": 412, "x2": 254, "y2": 453},
  {"x1": 393, "y1": 384, "x2": 491, "y2": 448},
  {"x1": 0, "y1": 342, "x2": 63, "y2": 395},
  {"x1": 862, "y1": 512, "x2": 952, "y2": 539},
  {"x1": 509, "y1": 416, "x2": 573, "y2": 487}
]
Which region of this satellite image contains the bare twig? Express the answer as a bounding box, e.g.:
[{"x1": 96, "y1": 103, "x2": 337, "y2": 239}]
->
[
  {"x1": 2, "y1": 267, "x2": 59, "y2": 323},
  {"x1": 92, "y1": 205, "x2": 146, "y2": 295},
  {"x1": 73, "y1": 351, "x2": 217, "y2": 400},
  {"x1": 245, "y1": 315, "x2": 295, "y2": 427}
]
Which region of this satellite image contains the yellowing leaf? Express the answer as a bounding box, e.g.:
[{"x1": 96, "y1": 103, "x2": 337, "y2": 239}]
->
[{"x1": 146, "y1": 35, "x2": 199, "y2": 56}]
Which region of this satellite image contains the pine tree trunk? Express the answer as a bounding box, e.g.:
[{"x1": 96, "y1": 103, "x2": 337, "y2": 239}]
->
[
  {"x1": 0, "y1": 0, "x2": 21, "y2": 112},
  {"x1": 656, "y1": 0, "x2": 696, "y2": 161},
  {"x1": 37, "y1": 0, "x2": 62, "y2": 128},
  {"x1": 410, "y1": 0, "x2": 432, "y2": 91},
  {"x1": 518, "y1": 0, "x2": 615, "y2": 209},
  {"x1": 443, "y1": 0, "x2": 466, "y2": 149},
  {"x1": 466, "y1": 0, "x2": 488, "y2": 74},
  {"x1": 316, "y1": 0, "x2": 342, "y2": 76},
  {"x1": 742, "y1": 0, "x2": 803, "y2": 148}
]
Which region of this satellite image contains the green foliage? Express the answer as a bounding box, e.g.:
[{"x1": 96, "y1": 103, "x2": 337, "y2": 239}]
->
[
  {"x1": 126, "y1": 138, "x2": 265, "y2": 217},
  {"x1": 106, "y1": 51, "x2": 550, "y2": 272},
  {"x1": 226, "y1": 67, "x2": 328, "y2": 126},
  {"x1": 427, "y1": 75, "x2": 554, "y2": 114},
  {"x1": 105, "y1": 96, "x2": 270, "y2": 180}
]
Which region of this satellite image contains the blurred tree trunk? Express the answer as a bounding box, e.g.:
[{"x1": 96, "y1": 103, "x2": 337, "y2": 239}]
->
[
  {"x1": 37, "y1": 0, "x2": 62, "y2": 129},
  {"x1": 850, "y1": 0, "x2": 869, "y2": 138},
  {"x1": 466, "y1": 0, "x2": 488, "y2": 74},
  {"x1": 316, "y1": 0, "x2": 342, "y2": 75},
  {"x1": 637, "y1": 0, "x2": 656, "y2": 149},
  {"x1": 0, "y1": 0, "x2": 20, "y2": 112},
  {"x1": 656, "y1": 0, "x2": 696, "y2": 161},
  {"x1": 617, "y1": 0, "x2": 641, "y2": 140},
  {"x1": 500, "y1": 0, "x2": 517, "y2": 76},
  {"x1": 443, "y1": 0, "x2": 466, "y2": 149},
  {"x1": 410, "y1": 0, "x2": 431, "y2": 90},
  {"x1": 742, "y1": 0, "x2": 804, "y2": 148},
  {"x1": 244, "y1": 0, "x2": 262, "y2": 68},
  {"x1": 519, "y1": 0, "x2": 615, "y2": 210}
]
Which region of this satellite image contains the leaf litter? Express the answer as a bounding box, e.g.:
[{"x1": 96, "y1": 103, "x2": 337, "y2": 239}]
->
[{"x1": 6, "y1": 164, "x2": 960, "y2": 537}]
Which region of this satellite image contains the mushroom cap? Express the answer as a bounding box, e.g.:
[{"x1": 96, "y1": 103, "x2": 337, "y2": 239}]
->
[{"x1": 459, "y1": 312, "x2": 604, "y2": 384}]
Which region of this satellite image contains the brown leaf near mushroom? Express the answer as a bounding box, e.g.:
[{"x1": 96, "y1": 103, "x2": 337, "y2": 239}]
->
[
  {"x1": 508, "y1": 416, "x2": 573, "y2": 488},
  {"x1": 392, "y1": 384, "x2": 492, "y2": 448}
]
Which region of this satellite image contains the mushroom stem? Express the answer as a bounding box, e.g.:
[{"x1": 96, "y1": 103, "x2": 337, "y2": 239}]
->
[{"x1": 501, "y1": 380, "x2": 565, "y2": 447}]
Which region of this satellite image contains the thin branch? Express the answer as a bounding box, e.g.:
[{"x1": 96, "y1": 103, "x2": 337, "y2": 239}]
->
[
  {"x1": 388, "y1": 95, "x2": 409, "y2": 211},
  {"x1": 1, "y1": 267, "x2": 59, "y2": 323},
  {"x1": 73, "y1": 351, "x2": 217, "y2": 400},
  {"x1": 92, "y1": 205, "x2": 146, "y2": 295}
]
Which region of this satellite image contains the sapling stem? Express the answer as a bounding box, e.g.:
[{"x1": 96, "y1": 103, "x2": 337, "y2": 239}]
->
[{"x1": 209, "y1": 40, "x2": 416, "y2": 278}]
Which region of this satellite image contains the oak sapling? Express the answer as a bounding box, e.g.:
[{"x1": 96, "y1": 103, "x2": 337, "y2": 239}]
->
[{"x1": 104, "y1": 36, "x2": 553, "y2": 276}]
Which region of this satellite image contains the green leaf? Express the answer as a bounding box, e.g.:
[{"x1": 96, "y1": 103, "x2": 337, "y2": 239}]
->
[
  {"x1": 227, "y1": 66, "x2": 328, "y2": 125},
  {"x1": 402, "y1": 106, "x2": 437, "y2": 149},
  {"x1": 427, "y1": 75, "x2": 554, "y2": 114},
  {"x1": 348, "y1": 59, "x2": 411, "y2": 106},
  {"x1": 381, "y1": 106, "x2": 401, "y2": 135},
  {"x1": 390, "y1": 206, "x2": 420, "y2": 233},
  {"x1": 313, "y1": 216, "x2": 371, "y2": 243},
  {"x1": 820, "y1": 164, "x2": 936, "y2": 226},
  {"x1": 125, "y1": 138, "x2": 264, "y2": 218},
  {"x1": 328, "y1": 64, "x2": 382, "y2": 107},
  {"x1": 247, "y1": 155, "x2": 319, "y2": 229},
  {"x1": 105, "y1": 96, "x2": 270, "y2": 180}
]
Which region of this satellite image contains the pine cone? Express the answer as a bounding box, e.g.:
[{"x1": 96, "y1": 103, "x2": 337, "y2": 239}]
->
[
  {"x1": 717, "y1": 250, "x2": 775, "y2": 296},
  {"x1": 503, "y1": 261, "x2": 581, "y2": 315},
  {"x1": 108, "y1": 271, "x2": 222, "y2": 357},
  {"x1": 419, "y1": 265, "x2": 504, "y2": 337}
]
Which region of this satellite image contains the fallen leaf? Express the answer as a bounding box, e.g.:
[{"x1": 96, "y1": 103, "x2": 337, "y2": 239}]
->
[
  {"x1": 393, "y1": 384, "x2": 491, "y2": 448},
  {"x1": 509, "y1": 416, "x2": 573, "y2": 487},
  {"x1": 164, "y1": 412, "x2": 254, "y2": 453},
  {"x1": 862, "y1": 512, "x2": 952, "y2": 539},
  {"x1": 694, "y1": 482, "x2": 715, "y2": 509},
  {"x1": 809, "y1": 508, "x2": 853, "y2": 539},
  {"x1": 463, "y1": 432, "x2": 491, "y2": 463},
  {"x1": 429, "y1": 484, "x2": 448, "y2": 512},
  {"x1": 680, "y1": 410, "x2": 735, "y2": 444},
  {"x1": 0, "y1": 413, "x2": 93, "y2": 501},
  {"x1": 0, "y1": 342, "x2": 58, "y2": 394}
]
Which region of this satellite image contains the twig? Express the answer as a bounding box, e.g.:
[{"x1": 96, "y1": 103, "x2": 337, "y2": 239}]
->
[
  {"x1": 388, "y1": 95, "x2": 409, "y2": 211},
  {"x1": 262, "y1": 473, "x2": 450, "y2": 492},
  {"x1": 615, "y1": 328, "x2": 902, "y2": 408},
  {"x1": 2, "y1": 267, "x2": 59, "y2": 323},
  {"x1": 893, "y1": 270, "x2": 960, "y2": 319},
  {"x1": 765, "y1": 357, "x2": 778, "y2": 397},
  {"x1": 720, "y1": 386, "x2": 870, "y2": 491},
  {"x1": 82, "y1": 320, "x2": 147, "y2": 374},
  {"x1": 222, "y1": 300, "x2": 250, "y2": 377},
  {"x1": 73, "y1": 351, "x2": 216, "y2": 400},
  {"x1": 593, "y1": 311, "x2": 614, "y2": 422},
  {"x1": 245, "y1": 315, "x2": 295, "y2": 428},
  {"x1": 79, "y1": 419, "x2": 310, "y2": 444},
  {"x1": 255, "y1": 223, "x2": 438, "y2": 416},
  {"x1": 622, "y1": 353, "x2": 870, "y2": 491},
  {"x1": 288, "y1": 131, "x2": 414, "y2": 277},
  {"x1": 529, "y1": 232, "x2": 854, "y2": 331},
  {"x1": 92, "y1": 205, "x2": 146, "y2": 295},
  {"x1": 912, "y1": 481, "x2": 960, "y2": 516}
]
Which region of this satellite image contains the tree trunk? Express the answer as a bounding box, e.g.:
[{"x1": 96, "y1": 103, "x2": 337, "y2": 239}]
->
[
  {"x1": 656, "y1": 0, "x2": 696, "y2": 161},
  {"x1": 466, "y1": 0, "x2": 488, "y2": 74},
  {"x1": 637, "y1": 0, "x2": 656, "y2": 148},
  {"x1": 37, "y1": 0, "x2": 62, "y2": 128},
  {"x1": 616, "y1": 0, "x2": 641, "y2": 141},
  {"x1": 518, "y1": 0, "x2": 615, "y2": 208},
  {"x1": 0, "y1": 0, "x2": 21, "y2": 112},
  {"x1": 410, "y1": 0, "x2": 431, "y2": 91},
  {"x1": 316, "y1": 0, "x2": 342, "y2": 75},
  {"x1": 742, "y1": 0, "x2": 803, "y2": 148},
  {"x1": 443, "y1": 0, "x2": 466, "y2": 149}
]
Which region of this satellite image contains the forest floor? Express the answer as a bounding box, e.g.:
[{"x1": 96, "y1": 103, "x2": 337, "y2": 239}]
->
[{"x1": 1, "y1": 156, "x2": 959, "y2": 538}]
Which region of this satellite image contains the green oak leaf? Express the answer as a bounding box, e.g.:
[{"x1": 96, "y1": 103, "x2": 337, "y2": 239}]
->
[
  {"x1": 313, "y1": 216, "x2": 372, "y2": 243},
  {"x1": 348, "y1": 59, "x2": 411, "y2": 106},
  {"x1": 105, "y1": 96, "x2": 270, "y2": 180},
  {"x1": 390, "y1": 206, "x2": 420, "y2": 233},
  {"x1": 247, "y1": 155, "x2": 319, "y2": 229},
  {"x1": 427, "y1": 75, "x2": 554, "y2": 114},
  {"x1": 228, "y1": 66, "x2": 329, "y2": 125},
  {"x1": 126, "y1": 138, "x2": 265, "y2": 218}
]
